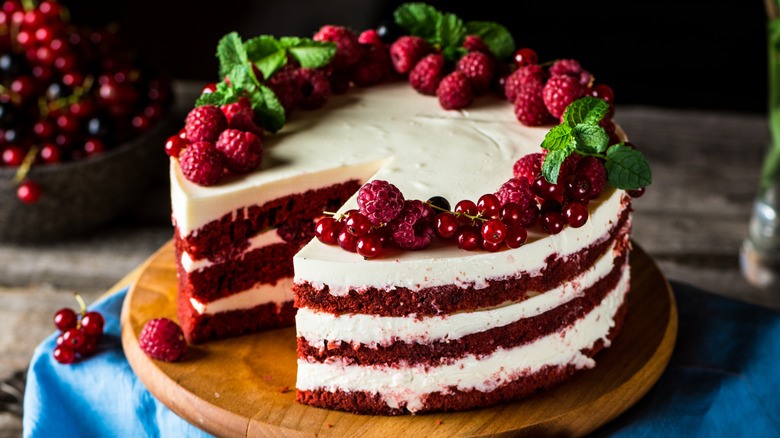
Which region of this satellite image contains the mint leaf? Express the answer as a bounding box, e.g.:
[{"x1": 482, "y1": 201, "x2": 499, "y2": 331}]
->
[
  {"x1": 226, "y1": 64, "x2": 259, "y2": 93},
  {"x1": 284, "y1": 39, "x2": 337, "y2": 69},
  {"x1": 435, "y1": 12, "x2": 466, "y2": 48},
  {"x1": 604, "y1": 144, "x2": 652, "y2": 190},
  {"x1": 563, "y1": 96, "x2": 609, "y2": 128},
  {"x1": 465, "y1": 21, "x2": 515, "y2": 60},
  {"x1": 541, "y1": 124, "x2": 573, "y2": 152},
  {"x1": 542, "y1": 147, "x2": 571, "y2": 184},
  {"x1": 252, "y1": 84, "x2": 286, "y2": 133},
  {"x1": 394, "y1": 3, "x2": 440, "y2": 40},
  {"x1": 441, "y1": 46, "x2": 468, "y2": 63},
  {"x1": 245, "y1": 36, "x2": 282, "y2": 61},
  {"x1": 195, "y1": 90, "x2": 227, "y2": 107},
  {"x1": 216, "y1": 32, "x2": 248, "y2": 79},
  {"x1": 572, "y1": 124, "x2": 609, "y2": 154}
]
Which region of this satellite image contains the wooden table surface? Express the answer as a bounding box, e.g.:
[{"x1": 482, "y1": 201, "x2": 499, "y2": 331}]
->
[{"x1": 0, "y1": 82, "x2": 777, "y2": 436}]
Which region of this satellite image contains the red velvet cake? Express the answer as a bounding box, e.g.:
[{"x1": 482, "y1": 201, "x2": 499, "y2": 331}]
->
[{"x1": 168, "y1": 3, "x2": 651, "y2": 415}]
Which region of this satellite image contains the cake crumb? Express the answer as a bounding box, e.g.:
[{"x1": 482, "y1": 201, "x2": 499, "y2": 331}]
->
[{"x1": 279, "y1": 386, "x2": 290, "y2": 394}]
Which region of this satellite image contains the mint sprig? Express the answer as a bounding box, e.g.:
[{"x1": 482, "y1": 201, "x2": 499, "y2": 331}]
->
[
  {"x1": 394, "y1": 3, "x2": 515, "y2": 62},
  {"x1": 540, "y1": 96, "x2": 652, "y2": 191},
  {"x1": 195, "y1": 32, "x2": 336, "y2": 134}
]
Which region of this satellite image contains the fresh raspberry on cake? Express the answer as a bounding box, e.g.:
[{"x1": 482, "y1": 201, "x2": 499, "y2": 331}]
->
[
  {"x1": 179, "y1": 141, "x2": 225, "y2": 186},
  {"x1": 389, "y1": 199, "x2": 435, "y2": 250},
  {"x1": 495, "y1": 178, "x2": 538, "y2": 225},
  {"x1": 185, "y1": 105, "x2": 227, "y2": 143},
  {"x1": 456, "y1": 51, "x2": 494, "y2": 93},
  {"x1": 349, "y1": 42, "x2": 391, "y2": 87},
  {"x1": 576, "y1": 156, "x2": 607, "y2": 198},
  {"x1": 409, "y1": 53, "x2": 445, "y2": 95},
  {"x1": 215, "y1": 128, "x2": 263, "y2": 174},
  {"x1": 513, "y1": 153, "x2": 543, "y2": 183},
  {"x1": 267, "y1": 64, "x2": 302, "y2": 112},
  {"x1": 296, "y1": 68, "x2": 332, "y2": 110},
  {"x1": 437, "y1": 71, "x2": 473, "y2": 110},
  {"x1": 463, "y1": 35, "x2": 490, "y2": 53},
  {"x1": 514, "y1": 81, "x2": 555, "y2": 126},
  {"x1": 600, "y1": 116, "x2": 621, "y2": 145},
  {"x1": 389, "y1": 36, "x2": 430, "y2": 74},
  {"x1": 542, "y1": 74, "x2": 587, "y2": 119},
  {"x1": 139, "y1": 318, "x2": 187, "y2": 362},
  {"x1": 358, "y1": 29, "x2": 383, "y2": 46},
  {"x1": 549, "y1": 59, "x2": 592, "y2": 86},
  {"x1": 504, "y1": 64, "x2": 546, "y2": 103},
  {"x1": 221, "y1": 98, "x2": 263, "y2": 138},
  {"x1": 357, "y1": 180, "x2": 405, "y2": 225},
  {"x1": 313, "y1": 25, "x2": 362, "y2": 71}
]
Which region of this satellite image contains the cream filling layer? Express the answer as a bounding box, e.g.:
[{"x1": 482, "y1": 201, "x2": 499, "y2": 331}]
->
[
  {"x1": 180, "y1": 229, "x2": 286, "y2": 273},
  {"x1": 296, "y1": 268, "x2": 630, "y2": 413},
  {"x1": 296, "y1": 240, "x2": 623, "y2": 347},
  {"x1": 189, "y1": 277, "x2": 294, "y2": 315}
]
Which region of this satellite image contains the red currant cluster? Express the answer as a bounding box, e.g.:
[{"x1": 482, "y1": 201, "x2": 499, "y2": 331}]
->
[
  {"x1": 314, "y1": 211, "x2": 388, "y2": 259},
  {"x1": 0, "y1": 0, "x2": 172, "y2": 203},
  {"x1": 52, "y1": 294, "x2": 104, "y2": 364}
]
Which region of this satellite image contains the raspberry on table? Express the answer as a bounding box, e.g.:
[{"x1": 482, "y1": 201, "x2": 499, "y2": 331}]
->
[
  {"x1": 504, "y1": 64, "x2": 546, "y2": 103},
  {"x1": 436, "y1": 71, "x2": 473, "y2": 110},
  {"x1": 215, "y1": 128, "x2": 263, "y2": 174},
  {"x1": 514, "y1": 81, "x2": 555, "y2": 126},
  {"x1": 349, "y1": 42, "x2": 391, "y2": 87},
  {"x1": 409, "y1": 53, "x2": 445, "y2": 95},
  {"x1": 390, "y1": 199, "x2": 435, "y2": 250},
  {"x1": 296, "y1": 68, "x2": 332, "y2": 110},
  {"x1": 542, "y1": 74, "x2": 587, "y2": 119},
  {"x1": 185, "y1": 105, "x2": 227, "y2": 143},
  {"x1": 389, "y1": 36, "x2": 430, "y2": 74},
  {"x1": 139, "y1": 318, "x2": 187, "y2": 362},
  {"x1": 357, "y1": 180, "x2": 405, "y2": 225},
  {"x1": 313, "y1": 25, "x2": 363, "y2": 71},
  {"x1": 456, "y1": 51, "x2": 494, "y2": 93},
  {"x1": 179, "y1": 141, "x2": 225, "y2": 186},
  {"x1": 513, "y1": 153, "x2": 543, "y2": 183}
]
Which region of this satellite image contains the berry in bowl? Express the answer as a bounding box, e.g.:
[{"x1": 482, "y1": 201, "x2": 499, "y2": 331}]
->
[{"x1": 0, "y1": 0, "x2": 173, "y2": 241}]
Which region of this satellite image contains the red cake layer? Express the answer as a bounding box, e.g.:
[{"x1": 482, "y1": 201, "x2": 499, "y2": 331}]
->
[
  {"x1": 297, "y1": 247, "x2": 628, "y2": 366},
  {"x1": 294, "y1": 200, "x2": 631, "y2": 317},
  {"x1": 175, "y1": 238, "x2": 303, "y2": 303},
  {"x1": 296, "y1": 301, "x2": 627, "y2": 415},
  {"x1": 176, "y1": 180, "x2": 361, "y2": 261}
]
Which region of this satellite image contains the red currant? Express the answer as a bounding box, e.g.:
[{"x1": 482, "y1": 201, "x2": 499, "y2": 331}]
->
[
  {"x1": 499, "y1": 202, "x2": 523, "y2": 227},
  {"x1": 54, "y1": 308, "x2": 78, "y2": 331},
  {"x1": 2, "y1": 146, "x2": 25, "y2": 166},
  {"x1": 56, "y1": 113, "x2": 79, "y2": 133},
  {"x1": 61, "y1": 328, "x2": 86, "y2": 350},
  {"x1": 345, "y1": 212, "x2": 371, "y2": 236},
  {"x1": 10, "y1": 75, "x2": 35, "y2": 100},
  {"x1": 565, "y1": 174, "x2": 591, "y2": 202},
  {"x1": 337, "y1": 227, "x2": 357, "y2": 252},
  {"x1": 164, "y1": 135, "x2": 186, "y2": 158},
  {"x1": 435, "y1": 212, "x2": 459, "y2": 239},
  {"x1": 33, "y1": 120, "x2": 55, "y2": 139},
  {"x1": 17, "y1": 180, "x2": 41, "y2": 203},
  {"x1": 513, "y1": 47, "x2": 538, "y2": 68},
  {"x1": 481, "y1": 218, "x2": 507, "y2": 244},
  {"x1": 454, "y1": 200, "x2": 477, "y2": 224},
  {"x1": 542, "y1": 212, "x2": 565, "y2": 235},
  {"x1": 457, "y1": 226, "x2": 481, "y2": 251},
  {"x1": 482, "y1": 240, "x2": 503, "y2": 252},
  {"x1": 564, "y1": 203, "x2": 589, "y2": 228},
  {"x1": 477, "y1": 194, "x2": 501, "y2": 219},
  {"x1": 591, "y1": 84, "x2": 614, "y2": 104},
  {"x1": 81, "y1": 311, "x2": 105, "y2": 338},
  {"x1": 627, "y1": 187, "x2": 646, "y2": 198},
  {"x1": 372, "y1": 227, "x2": 394, "y2": 247},
  {"x1": 202, "y1": 83, "x2": 217, "y2": 94},
  {"x1": 315, "y1": 217, "x2": 341, "y2": 245},
  {"x1": 76, "y1": 335, "x2": 98, "y2": 357},
  {"x1": 83, "y1": 138, "x2": 105, "y2": 156},
  {"x1": 533, "y1": 175, "x2": 563, "y2": 201},
  {"x1": 539, "y1": 199, "x2": 562, "y2": 216},
  {"x1": 505, "y1": 226, "x2": 528, "y2": 248},
  {"x1": 53, "y1": 345, "x2": 75, "y2": 364},
  {"x1": 39, "y1": 144, "x2": 61, "y2": 164},
  {"x1": 356, "y1": 234, "x2": 382, "y2": 258}
]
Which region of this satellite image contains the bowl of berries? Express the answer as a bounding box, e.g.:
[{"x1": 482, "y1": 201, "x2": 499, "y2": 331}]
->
[{"x1": 0, "y1": 0, "x2": 173, "y2": 242}]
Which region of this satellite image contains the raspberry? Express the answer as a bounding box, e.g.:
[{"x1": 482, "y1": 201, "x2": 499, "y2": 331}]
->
[
  {"x1": 215, "y1": 129, "x2": 263, "y2": 174},
  {"x1": 513, "y1": 153, "x2": 543, "y2": 183},
  {"x1": 389, "y1": 200, "x2": 435, "y2": 250},
  {"x1": 463, "y1": 35, "x2": 490, "y2": 54},
  {"x1": 576, "y1": 156, "x2": 607, "y2": 198},
  {"x1": 389, "y1": 36, "x2": 430, "y2": 74},
  {"x1": 296, "y1": 68, "x2": 331, "y2": 110},
  {"x1": 504, "y1": 64, "x2": 546, "y2": 103},
  {"x1": 179, "y1": 141, "x2": 224, "y2": 186},
  {"x1": 495, "y1": 178, "x2": 538, "y2": 226},
  {"x1": 358, "y1": 29, "x2": 383, "y2": 46},
  {"x1": 558, "y1": 153, "x2": 581, "y2": 183},
  {"x1": 221, "y1": 98, "x2": 263, "y2": 138},
  {"x1": 456, "y1": 51, "x2": 494, "y2": 93},
  {"x1": 514, "y1": 81, "x2": 555, "y2": 126},
  {"x1": 542, "y1": 75, "x2": 587, "y2": 119},
  {"x1": 266, "y1": 64, "x2": 301, "y2": 113},
  {"x1": 313, "y1": 25, "x2": 362, "y2": 71},
  {"x1": 185, "y1": 105, "x2": 227, "y2": 143},
  {"x1": 409, "y1": 53, "x2": 445, "y2": 96},
  {"x1": 436, "y1": 71, "x2": 473, "y2": 110},
  {"x1": 349, "y1": 42, "x2": 391, "y2": 87},
  {"x1": 138, "y1": 318, "x2": 187, "y2": 362},
  {"x1": 549, "y1": 59, "x2": 592, "y2": 86},
  {"x1": 357, "y1": 180, "x2": 405, "y2": 225},
  {"x1": 326, "y1": 68, "x2": 351, "y2": 95}
]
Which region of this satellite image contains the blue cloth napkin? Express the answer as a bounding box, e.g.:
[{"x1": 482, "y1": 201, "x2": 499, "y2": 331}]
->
[{"x1": 23, "y1": 281, "x2": 780, "y2": 437}]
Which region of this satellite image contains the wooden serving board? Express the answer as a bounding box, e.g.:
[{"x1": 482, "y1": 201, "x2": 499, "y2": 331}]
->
[{"x1": 121, "y1": 241, "x2": 677, "y2": 437}]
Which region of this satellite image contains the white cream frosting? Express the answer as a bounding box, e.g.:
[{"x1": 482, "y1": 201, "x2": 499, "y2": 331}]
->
[
  {"x1": 296, "y1": 239, "x2": 623, "y2": 347},
  {"x1": 296, "y1": 268, "x2": 630, "y2": 413},
  {"x1": 189, "y1": 277, "x2": 294, "y2": 315},
  {"x1": 180, "y1": 228, "x2": 286, "y2": 273}
]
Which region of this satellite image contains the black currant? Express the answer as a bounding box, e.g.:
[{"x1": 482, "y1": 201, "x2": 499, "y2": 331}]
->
[{"x1": 427, "y1": 196, "x2": 451, "y2": 212}]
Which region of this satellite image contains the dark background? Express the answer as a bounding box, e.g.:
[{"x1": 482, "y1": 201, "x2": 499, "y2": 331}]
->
[{"x1": 66, "y1": 0, "x2": 768, "y2": 113}]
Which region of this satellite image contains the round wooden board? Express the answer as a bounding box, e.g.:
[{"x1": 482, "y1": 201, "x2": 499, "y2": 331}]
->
[{"x1": 121, "y1": 240, "x2": 677, "y2": 438}]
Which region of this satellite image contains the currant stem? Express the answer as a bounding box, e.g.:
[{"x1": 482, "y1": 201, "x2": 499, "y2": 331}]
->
[
  {"x1": 73, "y1": 293, "x2": 87, "y2": 318},
  {"x1": 424, "y1": 201, "x2": 488, "y2": 225},
  {"x1": 12, "y1": 146, "x2": 39, "y2": 185}
]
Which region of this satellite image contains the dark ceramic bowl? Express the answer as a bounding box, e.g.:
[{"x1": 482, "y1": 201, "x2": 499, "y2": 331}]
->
[{"x1": 0, "y1": 117, "x2": 175, "y2": 242}]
